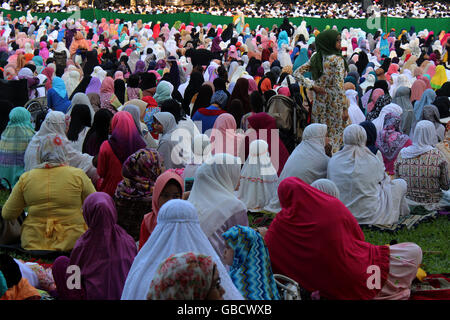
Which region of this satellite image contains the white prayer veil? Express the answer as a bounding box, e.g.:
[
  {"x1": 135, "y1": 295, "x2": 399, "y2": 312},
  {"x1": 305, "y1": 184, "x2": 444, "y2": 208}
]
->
[
  {"x1": 399, "y1": 120, "x2": 437, "y2": 159},
  {"x1": 188, "y1": 153, "x2": 247, "y2": 238},
  {"x1": 120, "y1": 199, "x2": 244, "y2": 300},
  {"x1": 238, "y1": 140, "x2": 278, "y2": 212}
]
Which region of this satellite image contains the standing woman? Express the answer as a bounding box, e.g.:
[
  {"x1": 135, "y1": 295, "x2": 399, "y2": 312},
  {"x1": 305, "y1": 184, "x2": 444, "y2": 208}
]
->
[
  {"x1": 0, "y1": 107, "x2": 35, "y2": 188},
  {"x1": 293, "y1": 29, "x2": 349, "y2": 153}
]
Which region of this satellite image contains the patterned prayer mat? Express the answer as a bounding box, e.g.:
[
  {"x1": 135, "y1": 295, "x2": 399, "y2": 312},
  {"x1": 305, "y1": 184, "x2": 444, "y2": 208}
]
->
[
  {"x1": 410, "y1": 274, "x2": 450, "y2": 300},
  {"x1": 361, "y1": 210, "x2": 439, "y2": 232}
]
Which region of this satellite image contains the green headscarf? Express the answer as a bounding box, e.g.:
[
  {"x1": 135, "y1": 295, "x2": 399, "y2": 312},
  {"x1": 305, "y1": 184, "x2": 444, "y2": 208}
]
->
[{"x1": 309, "y1": 29, "x2": 348, "y2": 81}]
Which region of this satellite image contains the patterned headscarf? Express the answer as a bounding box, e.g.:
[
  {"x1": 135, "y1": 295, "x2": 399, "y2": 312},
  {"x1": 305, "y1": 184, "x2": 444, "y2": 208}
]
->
[
  {"x1": 36, "y1": 134, "x2": 68, "y2": 169},
  {"x1": 375, "y1": 113, "x2": 410, "y2": 161},
  {"x1": 147, "y1": 252, "x2": 215, "y2": 300},
  {"x1": 222, "y1": 225, "x2": 280, "y2": 300},
  {"x1": 114, "y1": 148, "x2": 163, "y2": 201},
  {"x1": 366, "y1": 94, "x2": 392, "y2": 121}
]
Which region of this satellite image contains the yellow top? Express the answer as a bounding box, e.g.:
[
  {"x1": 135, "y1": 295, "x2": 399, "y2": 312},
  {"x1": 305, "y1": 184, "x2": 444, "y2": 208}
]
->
[{"x1": 1, "y1": 166, "x2": 96, "y2": 251}]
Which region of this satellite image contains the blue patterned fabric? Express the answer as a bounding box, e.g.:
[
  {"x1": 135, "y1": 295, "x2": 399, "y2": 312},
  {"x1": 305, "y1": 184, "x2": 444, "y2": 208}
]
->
[{"x1": 222, "y1": 225, "x2": 280, "y2": 300}]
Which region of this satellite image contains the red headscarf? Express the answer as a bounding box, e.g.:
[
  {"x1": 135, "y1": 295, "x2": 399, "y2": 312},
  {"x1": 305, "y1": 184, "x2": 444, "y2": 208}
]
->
[
  {"x1": 265, "y1": 177, "x2": 390, "y2": 300},
  {"x1": 247, "y1": 112, "x2": 289, "y2": 176}
]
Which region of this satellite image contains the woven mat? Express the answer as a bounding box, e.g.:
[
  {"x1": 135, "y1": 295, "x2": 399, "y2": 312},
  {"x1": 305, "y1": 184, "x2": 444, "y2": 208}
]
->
[
  {"x1": 361, "y1": 210, "x2": 439, "y2": 232},
  {"x1": 410, "y1": 274, "x2": 450, "y2": 300}
]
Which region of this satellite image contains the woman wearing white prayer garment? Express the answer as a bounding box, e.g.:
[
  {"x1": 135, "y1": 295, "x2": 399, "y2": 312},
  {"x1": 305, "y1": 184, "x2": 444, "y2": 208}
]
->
[
  {"x1": 237, "y1": 140, "x2": 278, "y2": 212},
  {"x1": 188, "y1": 153, "x2": 248, "y2": 262},
  {"x1": 121, "y1": 199, "x2": 244, "y2": 300},
  {"x1": 327, "y1": 124, "x2": 410, "y2": 225}
]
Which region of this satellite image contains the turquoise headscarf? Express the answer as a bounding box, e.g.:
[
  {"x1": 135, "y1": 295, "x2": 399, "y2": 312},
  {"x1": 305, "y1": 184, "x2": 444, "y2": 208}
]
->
[
  {"x1": 153, "y1": 80, "x2": 174, "y2": 105},
  {"x1": 278, "y1": 30, "x2": 289, "y2": 49},
  {"x1": 222, "y1": 225, "x2": 280, "y2": 300},
  {"x1": 293, "y1": 48, "x2": 309, "y2": 71},
  {"x1": 380, "y1": 33, "x2": 390, "y2": 58},
  {"x1": 51, "y1": 77, "x2": 68, "y2": 99},
  {"x1": 0, "y1": 107, "x2": 35, "y2": 188},
  {"x1": 32, "y1": 56, "x2": 44, "y2": 74},
  {"x1": 414, "y1": 89, "x2": 437, "y2": 121},
  {"x1": 0, "y1": 271, "x2": 7, "y2": 297}
]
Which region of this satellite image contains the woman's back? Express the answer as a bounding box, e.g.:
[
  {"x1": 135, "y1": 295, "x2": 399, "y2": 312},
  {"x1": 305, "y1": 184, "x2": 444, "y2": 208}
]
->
[
  {"x1": 2, "y1": 166, "x2": 96, "y2": 251},
  {"x1": 395, "y1": 149, "x2": 449, "y2": 204}
]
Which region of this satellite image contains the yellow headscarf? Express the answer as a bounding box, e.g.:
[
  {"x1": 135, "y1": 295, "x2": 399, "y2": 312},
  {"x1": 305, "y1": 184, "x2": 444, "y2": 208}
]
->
[{"x1": 431, "y1": 65, "x2": 448, "y2": 90}]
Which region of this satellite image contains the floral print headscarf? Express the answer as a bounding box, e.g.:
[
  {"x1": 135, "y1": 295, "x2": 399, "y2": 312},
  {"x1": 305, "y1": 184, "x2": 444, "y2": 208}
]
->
[
  {"x1": 147, "y1": 252, "x2": 215, "y2": 300},
  {"x1": 114, "y1": 148, "x2": 163, "y2": 201}
]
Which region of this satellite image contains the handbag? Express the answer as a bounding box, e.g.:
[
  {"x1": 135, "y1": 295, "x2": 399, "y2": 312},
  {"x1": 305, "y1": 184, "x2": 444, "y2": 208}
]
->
[
  {"x1": 0, "y1": 178, "x2": 25, "y2": 245},
  {"x1": 274, "y1": 274, "x2": 302, "y2": 300}
]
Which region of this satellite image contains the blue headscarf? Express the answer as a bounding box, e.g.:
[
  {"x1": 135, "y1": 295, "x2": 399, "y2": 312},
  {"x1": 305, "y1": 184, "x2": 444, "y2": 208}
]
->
[
  {"x1": 51, "y1": 77, "x2": 68, "y2": 99},
  {"x1": 380, "y1": 33, "x2": 390, "y2": 58},
  {"x1": 278, "y1": 30, "x2": 289, "y2": 49},
  {"x1": 290, "y1": 46, "x2": 299, "y2": 63},
  {"x1": 414, "y1": 89, "x2": 437, "y2": 121},
  {"x1": 293, "y1": 48, "x2": 309, "y2": 71},
  {"x1": 222, "y1": 225, "x2": 280, "y2": 300}
]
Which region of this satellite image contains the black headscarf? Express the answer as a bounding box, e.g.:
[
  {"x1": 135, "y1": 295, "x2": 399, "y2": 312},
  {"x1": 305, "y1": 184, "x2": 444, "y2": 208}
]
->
[
  {"x1": 67, "y1": 104, "x2": 92, "y2": 142},
  {"x1": 359, "y1": 121, "x2": 378, "y2": 155},
  {"x1": 191, "y1": 84, "x2": 214, "y2": 117},
  {"x1": 0, "y1": 254, "x2": 22, "y2": 289},
  {"x1": 82, "y1": 109, "x2": 114, "y2": 156},
  {"x1": 160, "y1": 99, "x2": 183, "y2": 123},
  {"x1": 436, "y1": 82, "x2": 450, "y2": 98},
  {"x1": 182, "y1": 71, "x2": 204, "y2": 116},
  {"x1": 139, "y1": 73, "x2": 157, "y2": 91},
  {"x1": 228, "y1": 99, "x2": 245, "y2": 129},
  {"x1": 433, "y1": 96, "x2": 450, "y2": 119},
  {"x1": 83, "y1": 50, "x2": 99, "y2": 76},
  {"x1": 114, "y1": 79, "x2": 126, "y2": 105},
  {"x1": 0, "y1": 99, "x2": 15, "y2": 135}
]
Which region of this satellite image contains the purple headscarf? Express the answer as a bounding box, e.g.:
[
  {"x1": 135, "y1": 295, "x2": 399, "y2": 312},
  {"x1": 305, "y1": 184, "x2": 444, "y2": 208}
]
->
[
  {"x1": 211, "y1": 35, "x2": 222, "y2": 53},
  {"x1": 134, "y1": 60, "x2": 146, "y2": 74},
  {"x1": 67, "y1": 192, "x2": 137, "y2": 300},
  {"x1": 85, "y1": 77, "x2": 102, "y2": 94}
]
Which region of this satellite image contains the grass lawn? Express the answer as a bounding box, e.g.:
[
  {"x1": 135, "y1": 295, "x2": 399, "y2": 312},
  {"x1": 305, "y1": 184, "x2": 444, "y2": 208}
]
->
[{"x1": 2, "y1": 190, "x2": 449, "y2": 274}]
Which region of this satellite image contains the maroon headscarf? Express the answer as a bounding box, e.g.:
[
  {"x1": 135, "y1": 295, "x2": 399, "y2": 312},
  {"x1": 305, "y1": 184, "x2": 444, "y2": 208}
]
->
[
  {"x1": 68, "y1": 192, "x2": 137, "y2": 300},
  {"x1": 228, "y1": 78, "x2": 250, "y2": 113},
  {"x1": 108, "y1": 111, "x2": 146, "y2": 164},
  {"x1": 261, "y1": 49, "x2": 271, "y2": 62},
  {"x1": 247, "y1": 112, "x2": 290, "y2": 176}
]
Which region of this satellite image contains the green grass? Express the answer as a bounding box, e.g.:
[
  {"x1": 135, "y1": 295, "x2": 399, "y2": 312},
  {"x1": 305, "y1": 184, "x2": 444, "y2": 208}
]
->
[{"x1": 362, "y1": 215, "x2": 450, "y2": 274}]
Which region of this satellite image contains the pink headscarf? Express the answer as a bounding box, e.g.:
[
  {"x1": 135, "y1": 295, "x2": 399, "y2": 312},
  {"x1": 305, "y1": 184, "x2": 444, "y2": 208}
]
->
[
  {"x1": 386, "y1": 63, "x2": 399, "y2": 82},
  {"x1": 417, "y1": 75, "x2": 432, "y2": 90},
  {"x1": 410, "y1": 79, "x2": 427, "y2": 102},
  {"x1": 210, "y1": 113, "x2": 244, "y2": 159},
  {"x1": 228, "y1": 45, "x2": 238, "y2": 60},
  {"x1": 140, "y1": 171, "x2": 185, "y2": 250},
  {"x1": 367, "y1": 88, "x2": 384, "y2": 113},
  {"x1": 247, "y1": 78, "x2": 258, "y2": 94},
  {"x1": 42, "y1": 66, "x2": 55, "y2": 91},
  {"x1": 114, "y1": 71, "x2": 124, "y2": 80},
  {"x1": 39, "y1": 41, "x2": 49, "y2": 61},
  {"x1": 278, "y1": 87, "x2": 291, "y2": 97}
]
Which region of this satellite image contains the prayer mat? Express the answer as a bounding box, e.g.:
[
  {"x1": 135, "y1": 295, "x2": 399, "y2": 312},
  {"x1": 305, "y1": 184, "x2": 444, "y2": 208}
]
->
[
  {"x1": 410, "y1": 274, "x2": 450, "y2": 300},
  {"x1": 248, "y1": 210, "x2": 276, "y2": 228},
  {"x1": 361, "y1": 210, "x2": 438, "y2": 232}
]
